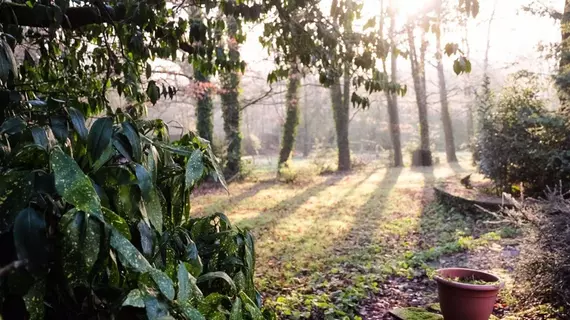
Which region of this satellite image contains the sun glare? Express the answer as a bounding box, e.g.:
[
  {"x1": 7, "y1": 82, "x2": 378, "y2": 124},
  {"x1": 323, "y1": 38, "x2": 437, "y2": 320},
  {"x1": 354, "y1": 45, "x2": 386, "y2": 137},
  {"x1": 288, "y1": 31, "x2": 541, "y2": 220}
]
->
[
  {"x1": 361, "y1": 0, "x2": 432, "y2": 19},
  {"x1": 393, "y1": 0, "x2": 432, "y2": 17}
]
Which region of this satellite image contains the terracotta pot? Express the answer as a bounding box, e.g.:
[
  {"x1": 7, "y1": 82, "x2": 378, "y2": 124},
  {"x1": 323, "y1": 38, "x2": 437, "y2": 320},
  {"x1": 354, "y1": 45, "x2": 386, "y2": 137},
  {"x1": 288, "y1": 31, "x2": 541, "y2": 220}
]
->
[{"x1": 434, "y1": 268, "x2": 503, "y2": 320}]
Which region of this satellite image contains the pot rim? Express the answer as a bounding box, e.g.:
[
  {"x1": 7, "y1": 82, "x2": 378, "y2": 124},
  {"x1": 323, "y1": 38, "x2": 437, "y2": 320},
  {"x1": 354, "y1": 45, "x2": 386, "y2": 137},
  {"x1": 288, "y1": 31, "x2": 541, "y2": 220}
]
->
[{"x1": 434, "y1": 267, "x2": 504, "y2": 291}]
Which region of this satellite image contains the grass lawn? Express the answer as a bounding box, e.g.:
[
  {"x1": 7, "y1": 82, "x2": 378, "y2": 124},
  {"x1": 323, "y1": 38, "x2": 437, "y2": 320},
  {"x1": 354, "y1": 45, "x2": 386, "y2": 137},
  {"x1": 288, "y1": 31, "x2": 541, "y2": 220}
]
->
[{"x1": 192, "y1": 152, "x2": 521, "y2": 319}]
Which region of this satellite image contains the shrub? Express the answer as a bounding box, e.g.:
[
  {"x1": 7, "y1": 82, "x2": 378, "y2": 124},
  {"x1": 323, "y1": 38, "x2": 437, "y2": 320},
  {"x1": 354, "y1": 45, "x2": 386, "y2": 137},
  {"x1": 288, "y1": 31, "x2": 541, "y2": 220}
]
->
[
  {"x1": 477, "y1": 84, "x2": 570, "y2": 194},
  {"x1": 0, "y1": 107, "x2": 273, "y2": 319},
  {"x1": 510, "y1": 189, "x2": 570, "y2": 318}
]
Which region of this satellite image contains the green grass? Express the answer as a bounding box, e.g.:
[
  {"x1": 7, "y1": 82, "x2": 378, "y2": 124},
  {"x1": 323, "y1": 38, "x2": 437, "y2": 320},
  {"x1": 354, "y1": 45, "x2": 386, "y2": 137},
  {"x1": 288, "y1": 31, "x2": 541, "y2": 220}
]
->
[{"x1": 192, "y1": 152, "x2": 509, "y2": 318}]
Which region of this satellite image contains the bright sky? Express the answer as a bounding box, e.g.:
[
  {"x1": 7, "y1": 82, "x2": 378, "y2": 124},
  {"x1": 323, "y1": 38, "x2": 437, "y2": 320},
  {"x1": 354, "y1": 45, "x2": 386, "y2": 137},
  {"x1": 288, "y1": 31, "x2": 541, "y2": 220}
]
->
[{"x1": 241, "y1": 0, "x2": 565, "y2": 81}]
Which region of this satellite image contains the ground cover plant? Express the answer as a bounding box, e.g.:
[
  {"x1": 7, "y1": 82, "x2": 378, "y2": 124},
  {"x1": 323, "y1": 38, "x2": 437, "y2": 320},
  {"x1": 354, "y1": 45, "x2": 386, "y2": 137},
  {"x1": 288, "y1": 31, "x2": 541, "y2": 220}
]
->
[{"x1": 192, "y1": 153, "x2": 529, "y2": 319}]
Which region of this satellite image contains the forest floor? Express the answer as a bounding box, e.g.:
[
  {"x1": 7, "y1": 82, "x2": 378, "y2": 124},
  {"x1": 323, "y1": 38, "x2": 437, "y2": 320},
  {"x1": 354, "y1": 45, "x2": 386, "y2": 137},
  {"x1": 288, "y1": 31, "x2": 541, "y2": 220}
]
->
[{"x1": 192, "y1": 152, "x2": 531, "y2": 319}]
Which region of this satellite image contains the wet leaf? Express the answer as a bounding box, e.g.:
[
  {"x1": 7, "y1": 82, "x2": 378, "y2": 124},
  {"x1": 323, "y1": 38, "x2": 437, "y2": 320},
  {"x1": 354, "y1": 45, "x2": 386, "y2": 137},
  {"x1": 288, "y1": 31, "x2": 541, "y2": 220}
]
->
[
  {"x1": 59, "y1": 210, "x2": 102, "y2": 286},
  {"x1": 185, "y1": 149, "x2": 204, "y2": 190},
  {"x1": 179, "y1": 303, "x2": 205, "y2": 320},
  {"x1": 51, "y1": 148, "x2": 102, "y2": 218},
  {"x1": 102, "y1": 207, "x2": 130, "y2": 240},
  {"x1": 0, "y1": 117, "x2": 26, "y2": 135},
  {"x1": 110, "y1": 228, "x2": 151, "y2": 273},
  {"x1": 150, "y1": 268, "x2": 175, "y2": 301},
  {"x1": 87, "y1": 117, "x2": 113, "y2": 163},
  {"x1": 122, "y1": 122, "x2": 142, "y2": 161},
  {"x1": 230, "y1": 297, "x2": 243, "y2": 320},
  {"x1": 123, "y1": 289, "x2": 145, "y2": 308},
  {"x1": 144, "y1": 295, "x2": 170, "y2": 320},
  {"x1": 69, "y1": 107, "x2": 88, "y2": 141},
  {"x1": 134, "y1": 164, "x2": 162, "y2": 233},
  {"x1": 197, "y1": 272, "x2": 236, "y2": 294},
  {"x1": 13, "y1": 208, "x2": 48, "y2": 272}
]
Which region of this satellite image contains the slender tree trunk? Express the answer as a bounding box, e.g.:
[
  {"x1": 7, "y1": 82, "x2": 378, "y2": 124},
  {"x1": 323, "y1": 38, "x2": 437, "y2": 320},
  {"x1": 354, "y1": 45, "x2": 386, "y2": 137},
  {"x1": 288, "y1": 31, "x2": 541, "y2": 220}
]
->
[
  {"x1": 330, "y1": 74, "x2": 351, "y2": 171},
  {"x1": 302, "y1": 80, "x2": 310, "y2": 157},
  {"x1": 194, "y1": 70, "x2": 214, "y2": 143},
  {"x1": 435, "y1": 2, "x2": 457, "y2": 163},
  {"x1": 559, "y1": 0, "x2": 570, "y2": 109},
  {"x1": 407, "y1": 23, "x2": 432, "y2": 166},
  {"x1": 383, "y1": 1, "x2": 403, "y2": 167},
  {"x1": 278, "y1": 72, "x2": 301, "y2": 169}
]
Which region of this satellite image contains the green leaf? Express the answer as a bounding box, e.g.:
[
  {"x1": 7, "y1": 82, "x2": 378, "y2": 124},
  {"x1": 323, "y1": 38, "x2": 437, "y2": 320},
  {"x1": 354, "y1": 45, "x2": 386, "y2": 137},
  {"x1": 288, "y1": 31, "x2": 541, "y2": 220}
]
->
[
  {"x1": 182, "y1": 239, "x2": 203, "y2": 277},
  {"x1": 13, "y1": 208, "x2": 48, "y2": 272},
  {"x1": 453, "y1": 59, "x2": 461, "y2": 75},
  {"x1": 59, "y1": 210, "x2": 102, "y2": 286},
  {"x1": 144, "y1": 295, "x2": 170, "y2": 320},
  {"x1": 51, "y1": 148, "x2": 102, "y2": 218},
  {"x1": 50, "y1": 116, "x2": 68, "y2": 142},
  {"x1": 146, "y1": 145, "x2": 159, "y2": 183},
  {"x1": 122, "y1": 122, "x2": 142, "y2": 161},
  {"x1": 465, "y1": 59, "x2": 472, "y2": 73},
  {"x1": 150, "y1": 268, "x2": 175, "y2": 301},
  {"x1": 123, "y1": 289, "x2": 145, "y2": 308},
  {"x1": 87, "y1": 117, "x2": 113, "y2": 163},
  {"x1": 110, "y1": 228, "x2": 151, "y2": 273},
  {"x1": 69, "y1": 107, "x2": 88, "y2": 141},
  {"x1": 179, "y1": 303, "x2": 205, "y2": 320},
  {"x1": 133, "y1": 164, "x2": 163, "y2": 233},
  {"x1": 0, "y1": 171, "x2": 33, "y2": 233},
  {"x1": 92, "y1": 142, "x2": 115, "y2": 172},
  {"x1": 102, "y1": 207, "x2": 131, "y2": 240},
  {"x1": 31, "y1": 126, "x2": 55, "y2": 150},
  {"x1": 185, "y1": 149, "x2": 204, "y2": 190},
  {"x1": 177, "y1": 263, "x2": 203, "y2": 302},
  {"x1": 239, "y1": 291, "x2": 264, "y2": 320},
  {"x1": 197, "y1": 271, "x2": 237, "y2": 293},
  {"x1": 147, "y1": 80, "x2": 160, "y2": 105},
  {"x1": 177, "y1": 262, "x2": 191, "y2": 302},
  {"x1": 230, "y1": 297, "x2": 243, "y2": 320},
  {"x1": 0, "y1": 117, "x2": 26, "y2": 135},
  {"x1": 23, "y1": 279, "x2": 45, "y2": 320}
]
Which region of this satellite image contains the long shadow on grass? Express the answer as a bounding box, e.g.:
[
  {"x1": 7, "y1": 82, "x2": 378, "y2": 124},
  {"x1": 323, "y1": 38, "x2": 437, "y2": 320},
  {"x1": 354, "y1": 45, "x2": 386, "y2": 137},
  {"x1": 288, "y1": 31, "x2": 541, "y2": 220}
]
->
[
  {"x1": 334, "y1": 166, "x2": 403, "y2": 254},
  {"x1": 236, "y1": 173, "x2": 347, "y2": 230},
  {"x1": 198, "y1": 180, "x2": 275, "y2": 215}
]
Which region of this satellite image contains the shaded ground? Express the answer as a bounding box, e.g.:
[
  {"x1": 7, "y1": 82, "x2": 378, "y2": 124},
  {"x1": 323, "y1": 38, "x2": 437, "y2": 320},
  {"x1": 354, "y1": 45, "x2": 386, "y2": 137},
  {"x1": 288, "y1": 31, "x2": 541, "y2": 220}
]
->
[{"x1": 191, "y1": 152, "x2": 525, "y2": 319}]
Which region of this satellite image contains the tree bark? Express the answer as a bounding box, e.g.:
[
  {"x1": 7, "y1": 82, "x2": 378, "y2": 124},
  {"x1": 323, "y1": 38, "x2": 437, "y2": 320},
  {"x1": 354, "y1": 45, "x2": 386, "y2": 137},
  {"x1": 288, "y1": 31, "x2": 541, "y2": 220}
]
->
[
  {"x1": 407, "y1": 23, "x2": 432, "y2": 166},
  {"x1": 559, "y1": 0, "x2": 570, "y2": 109},
  {"x1": 435, "y1": 1, "x2": 458, "y2": 163},
  {"x1": 220, "y1": 71, "x2": 241, "y2": 178},
  {"x1": 194, "y1": 69, "x2": 214, "y2": 144},
  {"x1": 278, "y1": 72, "x2": 301, "y2": 169},
  {"x1": 330, "y1": 74, "x2": 351, "y2": 171},
  {"x1": 384, "y1": 2, "x2": 403, "y2": 167}
]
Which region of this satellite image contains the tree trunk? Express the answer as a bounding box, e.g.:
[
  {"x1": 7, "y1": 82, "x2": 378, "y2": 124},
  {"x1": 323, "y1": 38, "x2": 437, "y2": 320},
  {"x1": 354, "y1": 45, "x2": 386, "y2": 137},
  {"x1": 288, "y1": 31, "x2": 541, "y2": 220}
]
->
[
  {"x1": 435, "y1": 3, "x2": 458, "y2": 163},
  {"x1": 194, "y1": 69, "x2": 214, "y2": 143},
  {"x1": 220, "y1": 71, "x2": 242, "y2": 178},
  {"x1": 384, "y1": 2, "x2": 403, "y2": 167},
  {"x1": 278, "y1": 72, "x2": 301, "y2": 169},
  {"x1": 559, "y1": 0, "x2": 570, "y2": 109},
  {"x1": 407, "y1": 24, "x2": 432, "y2": 166},
  {"x1": 302, "y1": 80, "x2": 310, "y2": 157},
  {"x1": 330, "y1": 75, "x2": 351, "y2": 171}
]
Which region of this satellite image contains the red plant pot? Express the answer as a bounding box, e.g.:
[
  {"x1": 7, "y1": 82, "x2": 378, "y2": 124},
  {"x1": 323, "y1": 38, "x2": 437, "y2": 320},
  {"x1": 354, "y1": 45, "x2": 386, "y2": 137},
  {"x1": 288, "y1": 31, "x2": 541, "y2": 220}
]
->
[{"x1": 434, "y1": 268, "x2": 503, "y2": 320}]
